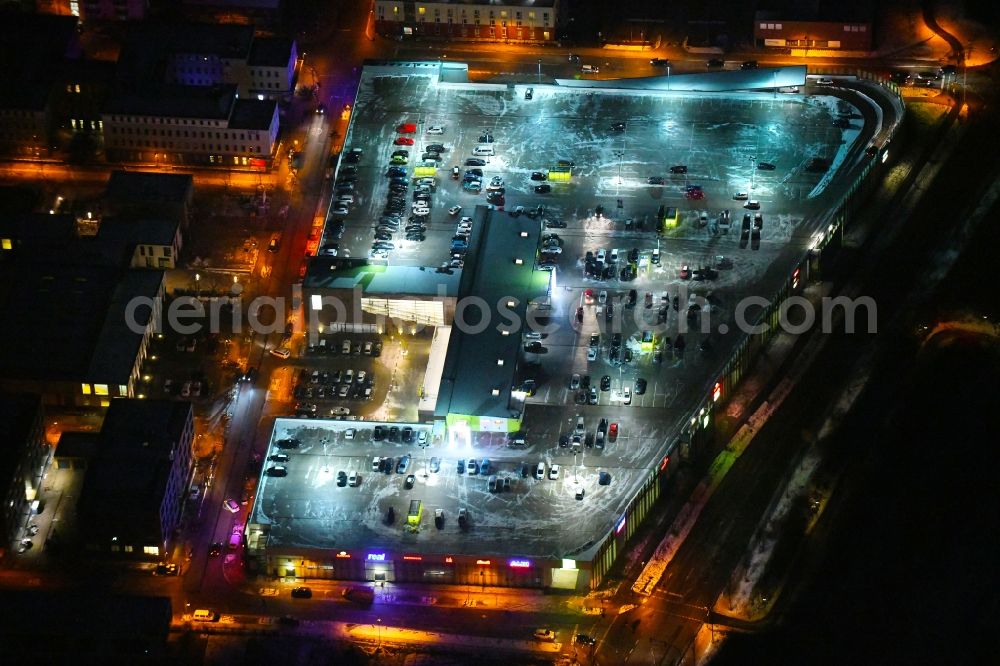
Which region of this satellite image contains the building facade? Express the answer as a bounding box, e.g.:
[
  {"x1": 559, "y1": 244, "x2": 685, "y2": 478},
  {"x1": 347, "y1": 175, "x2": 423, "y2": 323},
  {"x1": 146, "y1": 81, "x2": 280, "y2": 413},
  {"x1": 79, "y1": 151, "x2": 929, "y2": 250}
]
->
[
  {"x1": 102, "y1": 87, "x2": 279, "y2": 167},
  {"x1": 37, "y1": 0, "x2": 149, "y2": 21},
  {"x1": 754, "y1": 11, "x2": 874, "y2": 51},
  {"x1": 77, "y1": 400, "x2": 194, "y2": 559},
  {"x1": 374, "y1": 0, "x2": 559, "y2": 43},
  {"x1": 0, "y1": 394, "x2": 49, "y2": 554}
]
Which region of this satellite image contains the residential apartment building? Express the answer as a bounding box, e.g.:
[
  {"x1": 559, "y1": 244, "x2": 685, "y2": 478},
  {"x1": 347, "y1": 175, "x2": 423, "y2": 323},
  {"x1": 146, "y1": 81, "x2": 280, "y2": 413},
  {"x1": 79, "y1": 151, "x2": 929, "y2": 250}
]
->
[
  {"x1": 76, "y1": 399, "x2": 194, "y2": 559},
  {"x1": 0, "y1": 261, "x2": 164, "y2": 407},
  {"x1": 374, "y1": 0, "x2": 559, "y2": 43},
  {"x1": 0, "y1": 394, "x2": 49, "y2": 553},
  {"x1": 101, "y1": 84, "x2": 279, "y2": 167},
  {"x1": 0, "y1": 12, "x2": 80, "y2": 157},
  {"x1": 120, "y1": 23, "x2": 297, "y2": 101}
]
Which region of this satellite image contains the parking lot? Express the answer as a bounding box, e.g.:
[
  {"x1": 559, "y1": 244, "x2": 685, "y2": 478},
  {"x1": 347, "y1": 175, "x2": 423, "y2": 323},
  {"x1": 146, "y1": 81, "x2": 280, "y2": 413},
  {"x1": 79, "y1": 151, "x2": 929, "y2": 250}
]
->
[
  {"x1": 328, "y1": 75, "x2": 863, "y2": 267},
  {"x1": 254, "y1": 414, "x2": 673, "y2": 558},
  {"x1": 285, "y1": 67, "x2": 873, "y2": 561}
]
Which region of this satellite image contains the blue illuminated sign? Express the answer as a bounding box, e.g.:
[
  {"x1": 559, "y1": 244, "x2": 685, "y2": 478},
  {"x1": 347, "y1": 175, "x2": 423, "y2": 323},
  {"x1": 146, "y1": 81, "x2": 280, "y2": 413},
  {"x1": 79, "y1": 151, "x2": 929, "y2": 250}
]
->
[{"x1": 367, "y1": 552, "x2": 386, "y2": 562}]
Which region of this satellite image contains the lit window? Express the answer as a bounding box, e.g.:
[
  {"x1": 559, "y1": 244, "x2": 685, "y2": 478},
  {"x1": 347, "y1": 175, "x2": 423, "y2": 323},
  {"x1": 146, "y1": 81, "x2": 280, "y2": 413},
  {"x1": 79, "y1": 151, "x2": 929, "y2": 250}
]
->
[
  {"x1": 94, "y1": 384, "x2": 109, "y2": 396},
  {"x1": 497, "y1": 359, "x2": 504, "y2": 366},
  {"x1": 1, "y1": 238, "x2": 11, "y2": 250},
  {"x1": 143, "y1": 545, "x2": 160, "y2": 556},
  {"x1": 491, "y1": 388, "x2": 500, "y2": 396},
  {"x1": 311, "y1": 294, "x2": 322, "y2": 311},
  {"x1": 418, "y1": 6, "x2": 425, "y2": 14},
  {"x1": 119, "y1": 385, "x2": 128, "y2": 396},
  {"x1": 81, "y1": 383, "x2": 92, "y2": 395}
]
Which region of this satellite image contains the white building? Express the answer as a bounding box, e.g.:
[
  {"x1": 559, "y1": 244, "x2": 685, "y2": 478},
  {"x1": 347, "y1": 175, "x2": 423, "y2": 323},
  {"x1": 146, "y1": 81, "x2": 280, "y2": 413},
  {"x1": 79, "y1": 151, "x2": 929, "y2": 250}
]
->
[{"x1": 101, "y1": 85, "x2": 279, "y2": 167}]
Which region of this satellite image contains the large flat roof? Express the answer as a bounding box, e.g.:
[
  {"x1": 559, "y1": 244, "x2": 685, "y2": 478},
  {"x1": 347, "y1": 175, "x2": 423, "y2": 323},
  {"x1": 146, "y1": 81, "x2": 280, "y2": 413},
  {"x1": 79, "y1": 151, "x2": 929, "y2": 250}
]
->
[
  {"x1": 104, "y1": 84, "x2": 237, "y2": 120},
  {"x1": 435, "y1": 207, "x2": 543, "y2": 420},
  {"x1": 106, "y1": 171, "x2": 194, "y2": 206},
  {"x1": 248, "y1": 36, "x2": 295, "y2": 68},
  {"x1": 305, "y1": 259, "x2": 462, "y2": 297},
  {"x1": 252, "y1": 416, "x2": 656, "y2": 561},
  {"x1": 230, "y1": 98, "x2": 277, "y2": 131}
]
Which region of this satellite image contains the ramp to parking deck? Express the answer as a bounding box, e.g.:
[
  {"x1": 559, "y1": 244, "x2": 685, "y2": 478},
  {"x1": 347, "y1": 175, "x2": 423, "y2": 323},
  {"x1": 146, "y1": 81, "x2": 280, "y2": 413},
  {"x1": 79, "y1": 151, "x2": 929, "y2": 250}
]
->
[
  {"x1": 555, "y1": 66, "x2": 807, "y2": 92},
  {"x1": 418, "y1": 325, "x2": 452, "y2": 417}
]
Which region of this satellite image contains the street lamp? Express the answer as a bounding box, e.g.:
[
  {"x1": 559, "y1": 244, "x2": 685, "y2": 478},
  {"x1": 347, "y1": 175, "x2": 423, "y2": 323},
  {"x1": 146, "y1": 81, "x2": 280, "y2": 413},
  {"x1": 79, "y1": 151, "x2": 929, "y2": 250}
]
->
[
  {"x1": 537, "y1": 59, "x2": 542, "y2": 84},
  {"x1": 377, "y1": 617, "x2": 382, "y2": 648}
]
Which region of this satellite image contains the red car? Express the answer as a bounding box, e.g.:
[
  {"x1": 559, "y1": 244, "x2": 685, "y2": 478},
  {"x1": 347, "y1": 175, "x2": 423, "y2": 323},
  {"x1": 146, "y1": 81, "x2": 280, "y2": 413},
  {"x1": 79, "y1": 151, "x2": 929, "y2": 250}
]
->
[
  {"x1": 609, "y1": 423, "x2": 619, "y2": 441},
  {"x1": 394, "y1": 136, "x2": 414, "y2": 145},
  {"x1": 685, "y1": 189, "x2": 705, "y2": 200},
  {"x1": 679, "y1": 265, "x2": 691, "y2": 280},
  {"x1": 584, "y1": 289, "x2": 595, "y2": 304},
  {"x1": 396, "y1": 123, "x2": 417, "y2": 133}
]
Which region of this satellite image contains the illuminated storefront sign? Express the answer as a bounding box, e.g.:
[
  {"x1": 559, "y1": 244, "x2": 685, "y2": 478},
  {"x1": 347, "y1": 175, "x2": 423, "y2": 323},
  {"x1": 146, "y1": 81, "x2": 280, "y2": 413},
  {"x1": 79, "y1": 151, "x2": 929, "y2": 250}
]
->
[
  {"x1": 509, "y1": 559, "x2": 531, "y2": 568},
  {"x1": 444, "y1": 556, "x2": 454, "y2": 564},
  {"x1": 336, "y1": 551, "x2": 351, "y2": 558},
  {"x1": 403, "y1": 555, "x2": 423, "y2": 561},
  {"x1": 476, "y1": 559, "x2": 491, "y2": 565},
  {"x1": 367, "y1": 552, "x2": 386, "y2": 562},
  {"x1": 615, "y1": 514, "x2": 627, "y2": 534}
]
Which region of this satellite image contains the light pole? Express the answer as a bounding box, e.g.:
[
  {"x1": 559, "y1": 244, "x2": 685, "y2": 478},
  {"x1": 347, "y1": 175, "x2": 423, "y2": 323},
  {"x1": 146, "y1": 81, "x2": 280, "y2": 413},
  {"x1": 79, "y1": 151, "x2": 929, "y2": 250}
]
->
[
  {"x1": 377, "y1": 617, "x2": 382, "y2": 648},
  {"x1": 963, "y1": 44, "x2": 972, "y2": 110},
  {"x1": 749, "y1": 156, "x2": 756, "y2": 191},
  {"x1": 537, "y1": 59, "x2": 542, "y2": 84}
]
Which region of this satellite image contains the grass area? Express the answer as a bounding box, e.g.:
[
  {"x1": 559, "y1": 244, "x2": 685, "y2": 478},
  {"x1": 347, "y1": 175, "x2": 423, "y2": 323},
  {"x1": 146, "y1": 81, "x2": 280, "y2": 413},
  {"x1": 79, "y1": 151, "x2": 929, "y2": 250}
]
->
[{"x1": 906, "y1": 101, "x2": 951, "y2": 131}]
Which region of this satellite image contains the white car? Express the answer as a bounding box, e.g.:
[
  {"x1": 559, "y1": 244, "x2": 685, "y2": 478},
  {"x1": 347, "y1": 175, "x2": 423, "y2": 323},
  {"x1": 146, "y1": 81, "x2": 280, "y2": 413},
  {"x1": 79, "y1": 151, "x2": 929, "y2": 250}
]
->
[
  {"x1": 426, "y1": 126, "x2": 445, "y2": 134},
  {"x1": 417, "y1": 430, "x2": 428, "y2": 444},
  {"x1": 448, "y1": 205, "x2": 462, "y2": 216},
  {"x1": 548, "y1": 464, "x2": 560, "y2": 480},
  {"x1": 587, "y1": 347, "x2": 599, "y2": 361},
  {"x1": 541, "y1": 244, "x2": 562, "y2": 254},
  {"x1": 331, "y1": 206, "x2": 349, "y2": 216},
  {"x1": 348, "y1": 471, "x2": 359, "y2": 487},
  {"x1": 534, "y1": 462, "x2": 546, "y2": 480},
  {"x1": 596, "y1": 249, "x2": 606, "y2": 262},
  {"x1": 598, "y1": 290, "x2": 608, "y2": 304},
  {"x1": 331, "y1": 406, "x2": 351, "y2": 416},
  {"x1": 344, "y1": 428, "x2": 356, "y2": 440},
  {"x1": 733, "y1": 192, "x2": 749, "y2": 201},
  {"x1": 223, "y1": 498, "x2": 240, "y2": 513},
  {"x1": 815, "y1": 77, "x2": 834, "y2": 85},
  {"x1": 356, "y1": 370, "x2": 367, "y2": 383},
  {"x1": 412, "y1": 207, "x2": 431, "y2": 216},
  {"x1": 269, "y1": 347, "x2": 291, "y2": 359}
]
